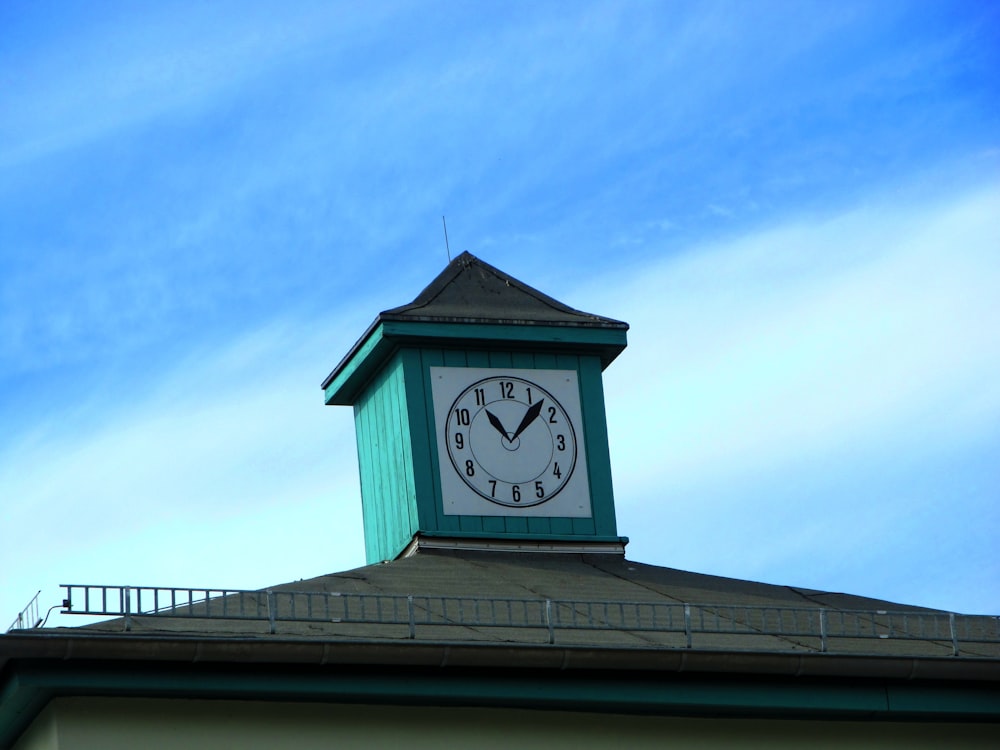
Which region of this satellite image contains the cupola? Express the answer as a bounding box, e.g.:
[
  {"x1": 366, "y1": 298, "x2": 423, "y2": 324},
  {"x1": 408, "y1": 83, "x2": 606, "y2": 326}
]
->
[{"x1": 323, "y1": 252, "x2": 628, "y2": 562}]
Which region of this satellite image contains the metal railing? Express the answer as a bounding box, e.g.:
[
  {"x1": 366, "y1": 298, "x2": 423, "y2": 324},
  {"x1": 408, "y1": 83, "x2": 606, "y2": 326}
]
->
[
  {"x1": 6, "y1": 591, "x2": 42, "y2": 633},
  {"x1": 39, "y1": 584, "x2": 1000, "y2": 657}
]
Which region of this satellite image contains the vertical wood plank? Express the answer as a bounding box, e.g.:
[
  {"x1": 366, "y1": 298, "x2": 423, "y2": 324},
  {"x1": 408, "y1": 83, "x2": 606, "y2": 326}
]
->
[
  {"x1": 511, "y1": 350, "x2": 534, "y2": 369},
  {"x1": 504, "y1": 516, "x2": 529, "y2": 535},
  {"x1": 577, "y1": 354, "x2": 618, "y2": 537},
  {"x1": 481, "y1": 516, "x2": 507, "y2": 534},
  {"x1": 548, "y1": 517, "x2": 574, "y2": 535},
  {"x1": 526, "y1": 517, "x2": 553, "y2": 535},
  {"x1": 465, "y1": 349, "x2": 490, "y2": 368},
  {"x1": 488, "y1": 350, "x2": 514, "y2": 368},
  {"x1": 531, "y1": 351, "x2": 558, "y2": 370}
]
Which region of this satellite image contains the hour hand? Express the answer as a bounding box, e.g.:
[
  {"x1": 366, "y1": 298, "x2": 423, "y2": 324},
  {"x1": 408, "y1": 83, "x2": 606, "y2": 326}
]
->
[
  {"x1": 484, "y1": 409, "x2": 511, "y2": 441},
  {"x1": 510, "y1": 399, "x2": 544, "y2": 442}
]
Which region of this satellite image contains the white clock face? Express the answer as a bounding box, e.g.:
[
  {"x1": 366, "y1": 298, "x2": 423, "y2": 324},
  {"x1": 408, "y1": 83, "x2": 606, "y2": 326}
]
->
[
  {"x1": 431, "y1": 367, "x2": 592, "y2": 518},
  {"x1": 445, "y1": 374, "x2": 577, "y2": 506}
]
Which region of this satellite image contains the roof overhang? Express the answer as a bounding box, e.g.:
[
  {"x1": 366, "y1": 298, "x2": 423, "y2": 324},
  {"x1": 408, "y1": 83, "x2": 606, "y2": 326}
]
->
[
  {"x1": 322, "y1": 318, "x2": 628, "y2": 405},
  {"x1": 3, "y1": 631, "x2": 1000, "y2": 748}
]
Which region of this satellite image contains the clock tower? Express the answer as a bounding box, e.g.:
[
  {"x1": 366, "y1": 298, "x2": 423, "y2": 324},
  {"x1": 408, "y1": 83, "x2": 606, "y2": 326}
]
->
[{"x1": 323, "y1": 252, "x2": 628, "y2": 563}]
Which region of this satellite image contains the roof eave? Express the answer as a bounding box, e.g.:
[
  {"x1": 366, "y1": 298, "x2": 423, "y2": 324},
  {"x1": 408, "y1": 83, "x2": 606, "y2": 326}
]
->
[{"x1": 322, "y1": 318, "x2": 628, "y2": 405}]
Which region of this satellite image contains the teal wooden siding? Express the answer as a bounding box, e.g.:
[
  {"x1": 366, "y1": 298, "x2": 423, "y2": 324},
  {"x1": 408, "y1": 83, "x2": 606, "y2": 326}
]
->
[
  {"x1": 352, "y1": 343, "x2": 622, "y2": 563},
  {"x1": 353, "y1": 353, "x2": 420, "y2": 564}
]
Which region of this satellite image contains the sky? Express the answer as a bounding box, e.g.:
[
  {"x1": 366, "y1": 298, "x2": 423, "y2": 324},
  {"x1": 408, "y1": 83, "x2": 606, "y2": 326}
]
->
[{"x1": 1, "y1": 0, "x2": 998, "y2": 628}]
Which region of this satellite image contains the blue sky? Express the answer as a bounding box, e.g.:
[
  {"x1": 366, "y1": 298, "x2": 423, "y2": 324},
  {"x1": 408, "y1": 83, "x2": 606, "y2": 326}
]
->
[{"x1": 2, "y1": 0, "x2": 998, "y2": 626}]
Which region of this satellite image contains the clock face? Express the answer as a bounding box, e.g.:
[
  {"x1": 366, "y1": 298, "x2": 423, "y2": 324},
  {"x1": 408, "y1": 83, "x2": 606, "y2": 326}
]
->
[
  {"x1": 431, "y1": 367, "x2": 592, "y2": 518},
  {"x1": 445, "y1": 374, "x2": 577, "y2": 507}
]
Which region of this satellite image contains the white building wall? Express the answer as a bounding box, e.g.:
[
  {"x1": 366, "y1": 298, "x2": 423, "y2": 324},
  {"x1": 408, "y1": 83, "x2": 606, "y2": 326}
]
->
[{"x1": 13, "y1": 697, "x2": 1000, "y2": 750}]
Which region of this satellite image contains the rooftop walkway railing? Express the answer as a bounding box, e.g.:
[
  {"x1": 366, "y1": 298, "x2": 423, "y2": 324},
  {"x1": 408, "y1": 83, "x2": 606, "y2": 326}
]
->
[{"x1": 10, "y1": 584, "x2": 1000, "y2": 657}]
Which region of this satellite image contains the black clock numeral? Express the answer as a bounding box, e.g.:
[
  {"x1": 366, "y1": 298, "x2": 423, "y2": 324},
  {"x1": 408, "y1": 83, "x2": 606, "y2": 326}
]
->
[
  {"x1": 488, "y1": 480, "x2": 497, "y2": 497},
  {"x1": 548, "y1": 406, "x2": 558, "y2": 424},
  {"x1": 553, "y1": 463, "x2": 562, "y2": 479},
  {"x1": 465, "y1": 460, "x2": 475, "y2": 477},
  {"x1": 556, "y1": 434, "x2": 565, "y2": 451},
  {"x1": 526, "y1": 387, "x2": 533, "y2": 404},
  {"x1": 454, "y1": 432, "x2": 464, "y2": 450},
  {"x1": 534, "y1": 481, "x2": 545, "y2": 499},
  {"x1": 499, "y1": 381, "x2": 514, "y2": 399},
  {"x1": 455, "y1": 408, "x2": 470, "y2": 426},
  {"x1": 512, "y1": 485, "x2": 521, "y2": 502},
  {"x1": 474, "y1": 387, "x2": 485, "y2": 406}
]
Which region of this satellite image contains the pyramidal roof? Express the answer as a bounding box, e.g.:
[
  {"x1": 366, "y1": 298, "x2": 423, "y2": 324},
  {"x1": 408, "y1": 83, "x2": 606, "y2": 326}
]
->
[
  {"x1": 322, "y1": 252, "x2": 629, "y2": 397},
  {"x1": 380, "y1": 251, "x2": 628, "y2": 329}
]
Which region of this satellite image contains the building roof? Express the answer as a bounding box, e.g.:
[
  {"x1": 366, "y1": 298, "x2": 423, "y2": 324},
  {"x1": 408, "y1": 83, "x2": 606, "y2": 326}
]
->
[
  {"x1": 380, "y1": 251, "x2": 629, "y2": 328},
  {"x1": 22, "y1": 547, "x2": 997, "y2": 670},
  {"x1": 4, "y1": 546, "x2": 998, "y2": 749}
]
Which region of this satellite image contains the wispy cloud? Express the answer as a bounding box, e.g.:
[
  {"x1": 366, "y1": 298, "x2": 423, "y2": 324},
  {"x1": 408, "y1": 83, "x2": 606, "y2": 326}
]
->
[
  {"x1": 0, "y1": 318, "x2": 367, "y2": 622},
  {"x1": 595, "y1": 182, "x2": 999, "y2": 469},
  {"x1": 0, "y1": 3, "x2": 399, "y2": 168},
  {"x1": 588, "y1": 182, "x2": 1000, "y2": 612}
]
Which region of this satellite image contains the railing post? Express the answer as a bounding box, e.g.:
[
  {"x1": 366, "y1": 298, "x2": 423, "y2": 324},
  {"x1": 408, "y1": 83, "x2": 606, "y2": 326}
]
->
[
  {"x1": 123, "y1": 586, "x2": 132, "y2": 632},
  {"x1": 684, "y1": 603, "x2": 692, "y2": 648},
  {"x1": 819, "y1": 609, "x2": 828, "y2": 653},
  {"x1": 949, "y1": 613, "x2": 958, "y2": 657},
  {"x1": 545, "y1": 599, "x2": 554, "y2": 644},
  {"x1": 407, "y1": 595, "x2": 415, "y2": 639},
  {"x1": 266, "y1": 590, "x2": 276, "y2": 634}
]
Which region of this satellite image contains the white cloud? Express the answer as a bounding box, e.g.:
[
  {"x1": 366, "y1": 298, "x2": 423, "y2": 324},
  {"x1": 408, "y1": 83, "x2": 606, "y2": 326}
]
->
[
  {"x1": 598, "y1": 183, "x2": 1000, "y2": 495},
  {"x1": 572, "y1": 182, "x2": 1000, "y2": 613},
  {"x1": 0, "y1": 317, "x2": 368, "y2": 625}
]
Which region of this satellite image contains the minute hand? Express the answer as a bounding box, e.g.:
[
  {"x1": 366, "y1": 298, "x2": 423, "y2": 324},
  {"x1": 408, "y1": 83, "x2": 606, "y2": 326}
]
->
[{"x1": 509, "y1": 399, "x2": 544, "y2": 442}]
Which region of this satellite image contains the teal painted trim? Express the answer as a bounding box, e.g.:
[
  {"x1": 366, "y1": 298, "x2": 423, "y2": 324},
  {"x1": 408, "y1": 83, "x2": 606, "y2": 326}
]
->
[
  {"x1": 3, "y1": 659, "x2": 999, "y2": 750},
  {"x1": 325, "y1": 324, "x2": 390, "y2": 405},
  {"x1": 887, "y1": 684, "x2": 1000, "y2": 715},
  {"x1": 418, "y1": 531, "x2": 629, "y2": 544},
  {"x1": 577, "y1": 355, "x2": 618, "y2": 537},
  {"x1": 381, "y1": 320, "x2": 626, "y2": 352},
  {"x1": 400, "y1": 349, "x2": 439, "y2": 547},
  {"x1": 0, "y1": 672, "x2": 50, "y2": 750},
  {"x1": 325, "y1": 322, "x2": 627, "y2": 405}
]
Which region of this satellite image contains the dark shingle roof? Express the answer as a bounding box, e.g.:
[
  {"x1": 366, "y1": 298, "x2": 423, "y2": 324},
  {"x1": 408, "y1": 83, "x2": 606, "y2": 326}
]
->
[
  {"x1": 68, "y1": 550, "x2": 1000, "y2": 661},
  {"x1": 380, "y1": 251, "x2": 628, "y2": 328}
]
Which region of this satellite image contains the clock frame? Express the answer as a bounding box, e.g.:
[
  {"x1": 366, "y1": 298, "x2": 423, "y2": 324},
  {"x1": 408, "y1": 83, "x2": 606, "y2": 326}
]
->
[{"x1": 431, "y1": 367, "x2": 591, "y2": 518}]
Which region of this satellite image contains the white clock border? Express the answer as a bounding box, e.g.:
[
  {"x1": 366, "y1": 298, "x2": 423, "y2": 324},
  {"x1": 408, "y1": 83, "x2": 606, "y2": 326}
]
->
[{"x1": 430, "y1": 366, "x2": 593, "y2": 518}]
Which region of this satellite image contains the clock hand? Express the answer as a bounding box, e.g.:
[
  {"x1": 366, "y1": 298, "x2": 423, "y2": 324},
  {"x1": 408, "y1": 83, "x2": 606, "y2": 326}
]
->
[
  {"x1": 509, "y1": 399, "x2": 544, "y2": 443},
  {"x1": 484, "y1": 409, "x2": 511, "y2": 441}
]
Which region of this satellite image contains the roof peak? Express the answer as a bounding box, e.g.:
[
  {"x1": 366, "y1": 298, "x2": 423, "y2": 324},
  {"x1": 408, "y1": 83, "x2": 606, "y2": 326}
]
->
[{"x1": 379, "y1": 251, "x2": 627, "y2": 329}]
